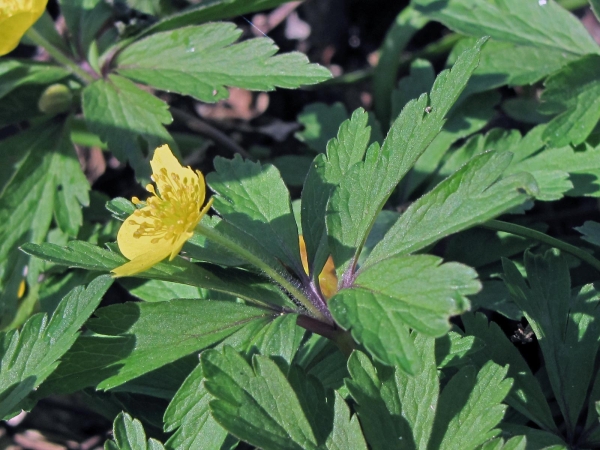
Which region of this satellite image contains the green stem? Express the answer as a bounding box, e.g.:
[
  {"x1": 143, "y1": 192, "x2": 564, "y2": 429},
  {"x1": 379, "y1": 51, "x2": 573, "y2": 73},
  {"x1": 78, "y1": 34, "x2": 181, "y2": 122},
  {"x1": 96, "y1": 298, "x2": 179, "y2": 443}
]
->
[
  {"x1": 25, "y1": 28, "x2": 96, "y2": 85},
  {"x1": 195, "y1": 222, "x2": 331, "y2": 323},
  {"x1": 481, "y1": 220, "x2": 600, "y2": 273}
]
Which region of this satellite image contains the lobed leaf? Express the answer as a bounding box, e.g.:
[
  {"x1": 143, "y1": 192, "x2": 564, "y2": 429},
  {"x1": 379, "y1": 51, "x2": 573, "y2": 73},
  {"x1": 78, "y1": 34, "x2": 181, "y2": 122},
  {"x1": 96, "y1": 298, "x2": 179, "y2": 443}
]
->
[
  {"x1": 202, "y1": 347, "x2": 320, "y2": 450},
  {"x1": 412, "y1": 0, "x2": 599, "y2": 56},
  {"x1": 105, "y1": 412, "x2": 165, "y2": 450},
  {"x1": 540, "y1": 55, "x2": 600, "y2": 147},
  {"x1": 326, "y1": 38, "x2": 485, "y2": 278},
  {"x1": 429, "y1": 361, "x2": 513, "y2": 450},
  {"x1": 0, "y1": 276, "x2": 112, "y2": 419},
  {"x1": 365, "y1": 151, "x2": 537, "y2": 269},
  {"x1": 462, "y1": 313, "x2": 556, "y2": 432},
  {"x1": 503, "y1": 251, "x2": 600, "y2": 435},
  {"x1": 164, "y1": 314, "x2": 302, "y2": 450},
  {"x1": 301, "y1": 108, "x2": 373, "y2": 278},
  {"x1": 448, "y1": 37, "x2": 579, "y2": 96},
  {"x1": 82, "y1": 75, "x2": 174, "y2": 179},
  {"x1": 207, "y1": 155, "x2": 304, "y2": 277},
  {"x1": 51, "y1": 299, "x2": 275, "y2": 392},
  {"x1": 116, "y1": 23, "x2": 331, "y2": 103},
  {"x1": 0, "y1": 121, "x2": 89, "y2": 328},
  {"x1": 575, "y1": 221, "x2": 600, "y2": 247},
  {"x1": 330, "y1": 255, "x2": 479, "y2": 373}
]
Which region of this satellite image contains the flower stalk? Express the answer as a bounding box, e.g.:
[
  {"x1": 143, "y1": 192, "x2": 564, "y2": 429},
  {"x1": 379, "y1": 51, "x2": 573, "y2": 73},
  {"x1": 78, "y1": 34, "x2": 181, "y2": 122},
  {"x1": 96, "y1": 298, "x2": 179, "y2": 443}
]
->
[
  {"x1": 195, "y1": 222, "x2": 333, "y2": 324},
  {"x1": 25, "y1": 27, "x2": 96, "y2": 84}
]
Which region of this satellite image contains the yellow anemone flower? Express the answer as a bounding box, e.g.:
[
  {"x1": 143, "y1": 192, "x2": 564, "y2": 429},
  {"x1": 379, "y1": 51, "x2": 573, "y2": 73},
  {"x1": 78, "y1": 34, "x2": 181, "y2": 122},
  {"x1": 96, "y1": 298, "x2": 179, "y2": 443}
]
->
[
  {"x1": 299, "y1": 236, "x2": 338, "y2": 299},
  {"x1": 112, "y1": 145, "x2": 213, "y2": 278},
  {"x1": 0, "y1": 0, "x2": 49, "y2": 56}
]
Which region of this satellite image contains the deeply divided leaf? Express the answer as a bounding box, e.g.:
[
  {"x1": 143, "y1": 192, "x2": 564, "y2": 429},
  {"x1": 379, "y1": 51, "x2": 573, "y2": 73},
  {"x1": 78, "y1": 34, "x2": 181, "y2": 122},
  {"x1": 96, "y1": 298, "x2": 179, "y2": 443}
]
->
[
  {"x1": 82, "y1": 75, "x2": 174, "y2": 179},
  {"x1": 326, "y1": 38, "x2": 485, "y2": 278},
  {"x1": 330, "y1": 255, "x2": 479, "y2": 373},
  {"x1": 116, "y1": 23, "x2": 331, "y2": 103},
  {"x1": 365, "y1": 151, "x2": 537, "y2": 268}
]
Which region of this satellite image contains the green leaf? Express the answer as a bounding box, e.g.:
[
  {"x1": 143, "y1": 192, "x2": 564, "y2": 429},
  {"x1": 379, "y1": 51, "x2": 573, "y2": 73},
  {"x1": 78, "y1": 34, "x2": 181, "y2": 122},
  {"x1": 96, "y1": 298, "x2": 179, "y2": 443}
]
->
[
  {"x1": 497, "y1": 424, "x2": 567, "y2": 449},
  {"x1": 330, "y1": 255, "x2": 479, "y2": 373},
  {"x1": 0, "y1": 276, "x2": 112, "y2": 419},
  {"x1": 21, "y1": 240, "x2": 291, "y2": 308},
  {"x1": 145, "y1": 0, "x2": 294, "y2": 33},
  {"x1": 326, "y1": 38, "x2": 485, "y2": 277},
  {"x1": 164, "y1": 314, "x2": 302, "y2": 450},
  {"x1": 184, "y1": 216, "x2": 248, "y2": 267},
  {"x1": 272, "y1": 155, "x2": 313, "y2": 187},
  {"x1": 436, "y1": 125, "x2": 600, "y2": 199},
  {"x1": 429, "y1": 362, "x2": 513, "y2": 450},
  {"x1": 163, "y1": 363, "x2": 229, "y2": 450},
  {"x1": 105, "y1": 412, "x2": 165, "y2": 450},
  {"x1": 82, "y1": 74, "x2": 174, "y2": 179},
  {"x1": 294, "y1": 335, "x2": 348, "y2": 391},
  {"x1": 365, "y1": 152, "x2": 537, "y2": 269},
  {"x1": 413, "y1": 0, "x2": 599, "y2": 55},
  {"x1": 301, "y1": 108, "x2": 373, "y2": 278},
  {"x1": 207, "y1": 155, "x2": 304, "y2": 277},
  {"x1": 448, "y1": 37, "x2": 579, "y2": 96},
  {"x1": 575, "y1": 221, "x2": 600, "y2": 247},
  {"x1": 202, "y1": 347, "x2": 320, "y2": 450},
  {"x1": 0, "y1": 121, "x2": 89, "y2": 327},
  {"x1": 540, "y1": 55, "x2": 600, "y2": 147},
  {"x1": 0, "y1": 60, "x2": 70, "y2": 100},
  {"x1": 401, "y1": 90, "x2": 500, "y2": 200},
  {"x1": 479, "y1": 436, "x2": 527, "y2": 450},
  {"x1": 119, "y1": 279, "x2": 206, "y2": 302},
  {"x1": 444, "y1": 227, "x2": 538, "y2": 270},
  {"x1": 468, "y1": 281, "x2": 522, "y2": 321},
  {"x1": 345, "y1": 335, "x2": 438, "y2": 450},
  {"x1": 295, "y1": 103, "x2": 351, "y2": 153},
  {"x1": 116, "y1": 23, "x2": 331, "y2": 103},
  {"x1": 583, "y1": 371, "x2": 600, "y2": 444},
  {"x1": 435, "y1": 331, "x2": 485, "y2": 369},
  {"x1": 462, "y1": 313, "x2": 557, "y2": 432},
  {"x1": 85, "y1": 299, "x2": 276, "y2": 390},
  {"x1": 503, "y1": 251, "x2": 600, "y2": 435},
  {"x1": 326, "y1": 391, "x2": 369, "y2": 450},
  {"x1": 59, "y1": 0, "x2": 113, "y2": 58},
  {"x1": 390, "y1": 58, "x2": 435, "y2": 121},
  {"x1": 593, "y1": 0, "x2": 600, "y2": 21}
]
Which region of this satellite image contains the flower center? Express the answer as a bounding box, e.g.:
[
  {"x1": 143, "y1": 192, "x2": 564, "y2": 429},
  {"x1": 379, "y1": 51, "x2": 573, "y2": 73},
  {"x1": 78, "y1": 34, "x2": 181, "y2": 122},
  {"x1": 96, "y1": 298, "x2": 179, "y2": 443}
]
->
[{"x1": 129, "y1": 168, "x2": 204, "y2": 244}]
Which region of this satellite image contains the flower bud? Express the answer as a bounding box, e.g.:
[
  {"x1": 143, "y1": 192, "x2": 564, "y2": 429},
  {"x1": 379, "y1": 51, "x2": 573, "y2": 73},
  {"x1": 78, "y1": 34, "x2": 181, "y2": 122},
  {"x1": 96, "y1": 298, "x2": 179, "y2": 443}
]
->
[{"x1": 38, "y1": 84, "x2": 73, "y2": 115}]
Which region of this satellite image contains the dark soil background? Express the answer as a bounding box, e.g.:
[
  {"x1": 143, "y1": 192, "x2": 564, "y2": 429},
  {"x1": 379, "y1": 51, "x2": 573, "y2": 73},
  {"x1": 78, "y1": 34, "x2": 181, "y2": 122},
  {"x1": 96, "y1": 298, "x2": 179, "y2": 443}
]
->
[{"x1": 2, "y1": 0, "x2": 600, "y2": 448}]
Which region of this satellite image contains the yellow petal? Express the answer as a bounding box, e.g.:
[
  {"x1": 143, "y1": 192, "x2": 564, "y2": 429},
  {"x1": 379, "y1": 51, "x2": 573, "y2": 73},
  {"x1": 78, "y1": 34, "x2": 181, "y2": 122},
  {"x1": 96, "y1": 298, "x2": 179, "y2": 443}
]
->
[
  {"x1": 169, "y1": 197, "x2": 213, "y2": 260},
  {"x1": 111, "y1": 248, "x2": 171, "y2": 278},
  {"x1": 0, "y1": 12, "x2": 38, "y2": 56},
  {"x1": 116, "y1": 208, "x2": 168, "y2": 260},
  {"x1": 150, "y1": 145, "x2": 196, "y2": 191}
]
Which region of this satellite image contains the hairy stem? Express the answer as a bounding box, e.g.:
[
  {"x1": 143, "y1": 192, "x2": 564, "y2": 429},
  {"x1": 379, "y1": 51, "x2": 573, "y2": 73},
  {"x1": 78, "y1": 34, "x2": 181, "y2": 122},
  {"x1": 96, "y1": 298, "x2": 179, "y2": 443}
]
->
[
  {"x1": 26, "y1": 28, "x2": 96, "y2": 85},
  {"x1": 196, "y1": 222, "x2": 332, "y2": 323}
]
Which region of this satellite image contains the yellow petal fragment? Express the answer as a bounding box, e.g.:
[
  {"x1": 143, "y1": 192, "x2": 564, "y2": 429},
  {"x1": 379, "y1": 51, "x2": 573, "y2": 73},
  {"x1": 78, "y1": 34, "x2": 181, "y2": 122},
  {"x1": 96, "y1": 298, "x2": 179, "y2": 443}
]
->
[
  {"x1": 0, "y1": 0, "x2": 49, "y2": 56},
  {"x1": 111, "y1": 248, "x2": 171, "y2": 278},
  {"x1": 298, "y1": 235, "x2": 338, "y2": 299}
]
